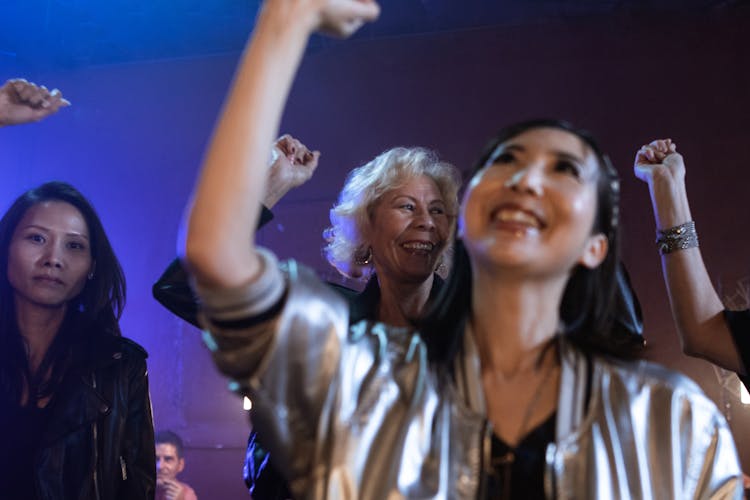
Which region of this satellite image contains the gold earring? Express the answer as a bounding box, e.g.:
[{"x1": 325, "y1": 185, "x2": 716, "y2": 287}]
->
[{"x1": 355, "y1": 247, "x2": 372, "y2": 266}]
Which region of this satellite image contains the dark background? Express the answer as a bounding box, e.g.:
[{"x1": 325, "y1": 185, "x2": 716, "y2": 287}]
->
[{"x1": 2, "y1": 1, "x2": 750, "y2": 497}]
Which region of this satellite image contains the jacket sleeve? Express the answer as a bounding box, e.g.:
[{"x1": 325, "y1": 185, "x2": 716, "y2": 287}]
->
[
  {"x1": 118, "y1": 351, "x2": 156, "y2": 499},
  {"x1": 197, "y1": 252, "x2": 350, "y2": 493},
  {"x1": 152, "y1": 205, "x2": 275, "y2": 328},
  {"x1": 724, "y1": 309, "x2": 750, "y2": 390}
]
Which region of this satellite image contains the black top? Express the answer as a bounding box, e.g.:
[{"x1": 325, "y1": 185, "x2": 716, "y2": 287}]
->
[
  {"x1": 0, "y1": 333, "x2": 154, "y2": 499},
  {"x1": 2, "y1": 402, "x2": 52, "y2": 499},
  {"x1": 725, "y1": 309, "x2": 750, "y2": 390},
  {"x1": 485, "y1": 412, "x2": 556, "y2": 500}
]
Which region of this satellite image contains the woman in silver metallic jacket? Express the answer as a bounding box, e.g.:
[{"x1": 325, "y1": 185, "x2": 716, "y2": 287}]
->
[
  {"x1": 181, "y1": 0, "x2": 742, "y2": 498},
  {"x1": 0, "y1": 181, "x2": 155, "y2": 499}
]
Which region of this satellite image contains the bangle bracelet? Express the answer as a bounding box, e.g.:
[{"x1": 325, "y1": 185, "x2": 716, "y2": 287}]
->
[{"x1": 656, "y1": 221, "x2": 699, "y2": 255}]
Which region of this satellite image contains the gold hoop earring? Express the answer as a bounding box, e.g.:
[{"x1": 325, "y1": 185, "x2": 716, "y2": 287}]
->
[{"x1": 355, "y1": 247, "x2": 373, "y2": 266}]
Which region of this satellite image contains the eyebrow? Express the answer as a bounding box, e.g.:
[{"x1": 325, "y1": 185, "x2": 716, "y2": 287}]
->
[
  {"x1": 22, "y1": 224, "x2": 90, "y2": 240},
  {"x1": 494, "y1": 144, "x2": 586, "y2": 166},
  {"x1": 390, "y1": 194, "x2": 445, "y2": 204}
]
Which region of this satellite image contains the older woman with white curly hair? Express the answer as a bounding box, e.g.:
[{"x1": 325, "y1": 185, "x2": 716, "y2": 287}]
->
[{"x1": 323, "y1": 146, "x2": 460, "y2": 324}]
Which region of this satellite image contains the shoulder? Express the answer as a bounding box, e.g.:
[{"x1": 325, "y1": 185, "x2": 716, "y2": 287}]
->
[
  {"x1": 90, "y1": 334, "x2": 149, "y2": 367},
  {"x1": 596, "y1": 356, "x2": 717, "y2": 410},
  {"x1": 180, "y1": 481, "x2": 198, "y2": 500},
  {"x1": 281, "y1": 260, "x2": 350, "y2": 315},
  {"x1": 114, "y1": 336, "x2": 149, "y2": 360}
]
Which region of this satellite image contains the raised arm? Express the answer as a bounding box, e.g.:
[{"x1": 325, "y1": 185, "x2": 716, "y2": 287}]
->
[
  {"x1": 634, "y1": 139, "x2": 744, "y2": 374},
  {"x1": 154, "y1": 135, "x2": 318, "y2": 327},
  {"x1": 264, "y1": 134, "x2": 321, "y2": 208},
  {"x1": 182, "y1": 0, "x2": 378, "y2": 290},
  {"x1": 0, "y1": 79, "x2": 70, "y2": 127}
]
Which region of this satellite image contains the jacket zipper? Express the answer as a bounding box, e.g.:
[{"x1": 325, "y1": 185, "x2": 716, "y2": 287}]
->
[
  {"x1": 477, "y1": 419, "x2": 492, "y2": 499},
  {"x1": 544, "y1": 442, "x2": 556, "y2": 499}
]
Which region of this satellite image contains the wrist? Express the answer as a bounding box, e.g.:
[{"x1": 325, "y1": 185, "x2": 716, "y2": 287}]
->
[
  {"x1": 258, "y1": 0, "x2": 321, "y2": 38},
  {"x1": 648, "y1": 173, "x2": 691, "y2": 230},
  {"x1": 656, "y1": 220, "x2": 699, "y2": 255},
  {"x1": 263, "y1": 168, "x2": 292, "y2": 208}
]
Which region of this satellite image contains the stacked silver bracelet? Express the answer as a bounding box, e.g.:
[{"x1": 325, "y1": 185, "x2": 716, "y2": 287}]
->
[{"x1": 656, "y1": 220, "x2": 699, "y2": 255}]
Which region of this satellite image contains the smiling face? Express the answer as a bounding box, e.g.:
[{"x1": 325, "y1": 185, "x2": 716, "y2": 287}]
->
[
  {"x1": 460, "y1": 127, "x2": 608, "y2": 278},
  {"x1": 7, "y1": 201, "x2": 93, "y2": 311},
  {"x1": 365, "y1": 175, "x2": 452, "y2": 284}
]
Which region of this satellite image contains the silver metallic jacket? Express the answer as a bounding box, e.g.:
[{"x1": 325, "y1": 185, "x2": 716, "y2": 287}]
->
[{"x1": 197, "y1": 252, "x2": 742, "y2": 499}]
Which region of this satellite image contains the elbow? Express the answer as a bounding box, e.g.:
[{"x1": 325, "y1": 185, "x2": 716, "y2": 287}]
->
[
  {"x1": 680, "y1": 341, "x2": 702, "y2": 359},
  {"x1": 678, "y1": 330, "x2": 710, "y2": 360},
  {"x1": 182, "y1": 233, "x2": 259, "y2": 290},
  {"x1": 179, "y1": 212, "x2": 225, "y2": 285},
  {"x1": 181, "y1": 238, "x2": 225, "y2": 288}
]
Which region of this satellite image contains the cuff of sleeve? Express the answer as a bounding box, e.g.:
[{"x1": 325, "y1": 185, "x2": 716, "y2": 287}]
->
[{"x1": 192, "y1": 247, "x2": 285, "y2": 322}]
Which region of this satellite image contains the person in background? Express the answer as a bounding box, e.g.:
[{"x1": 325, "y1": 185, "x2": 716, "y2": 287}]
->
[
  {"x1": 156, "y1": 430, "x2": 198, "y2": 500},
  {"x1": 635, "y1": 139, "x2": 750, "y2": 494},
  {"x1": 0, "y1": 79, "x2": 69, "y2": 127},
  {"x1": 0, "y1": 181, "x2": 155, "y2": 499},
  {"x1": 634, "y1": 139, "x2": 750, "y2": 386}
]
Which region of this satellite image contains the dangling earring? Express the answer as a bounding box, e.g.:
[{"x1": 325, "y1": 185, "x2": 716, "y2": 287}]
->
[
  {"x1": 87, "y1": 271, "x2": 95, "y2": 280},
  {"x1": 355, "y1": 246, "x2": 373, "y2": 266}
]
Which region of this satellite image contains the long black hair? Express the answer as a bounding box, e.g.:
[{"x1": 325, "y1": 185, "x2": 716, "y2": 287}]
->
[
  {"x1": 0, "y1": 181, "x2": 126, "y2": 405},
  {"x1": 420, "y1": 119, "x2": 638, "y2": 366}
]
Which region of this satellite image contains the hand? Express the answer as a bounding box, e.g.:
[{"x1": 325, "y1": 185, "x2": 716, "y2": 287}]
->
[
  {"x1": 271, "y1": 134, "x2": 320, "y2": 188},
  {"x1": 314, "y1": 0, "x2": 381, "y2": 37},
  {"x1": 265, "y1": 0, "x2": 380, "y2": 38},
  {"x1": 263, "y1": 134, "x2": 321, "y2": 208},
  {"x1": 156, "y1": 477, "x2": 186, "y2": 500},
  {"x1": 0, "y1": 79, "x2": 70, "y2": 127},
  {"x1": 633, "y1": 138, "x2": 685, "y2": 185}
]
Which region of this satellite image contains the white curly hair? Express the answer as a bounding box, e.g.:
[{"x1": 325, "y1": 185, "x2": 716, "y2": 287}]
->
[{"x1": 323, "y1": 147, "x2": 460, "y2": 280}]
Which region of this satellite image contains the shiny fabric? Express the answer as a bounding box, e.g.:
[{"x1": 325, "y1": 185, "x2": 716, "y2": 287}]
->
[
  {"x1": 20, "y1": 335, "x2": 156, "y2": 500},
  {"x1": 199, "y1": 257, "x2": 741, "y2": 499},
  {"x1": 242, "y1": 275, "x2": 443, "y2": 498}
]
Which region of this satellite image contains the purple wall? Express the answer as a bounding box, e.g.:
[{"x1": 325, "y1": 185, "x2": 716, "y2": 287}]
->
[{"x1": 2, "y1": 11, "x2": 749, "y2": 497}]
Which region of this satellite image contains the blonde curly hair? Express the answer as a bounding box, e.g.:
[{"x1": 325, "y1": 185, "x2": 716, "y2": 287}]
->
[{"x1": 323, "y1": 147, "x2": 460, "y2": 280}]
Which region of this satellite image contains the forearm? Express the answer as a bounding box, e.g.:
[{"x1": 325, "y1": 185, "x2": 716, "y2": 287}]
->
[
  {"x1": 185, "y1": 3, "x2": 315, "y2": 289},
  {"x1": 648, "y1": 174, "x2": 741, "y2": 371}
]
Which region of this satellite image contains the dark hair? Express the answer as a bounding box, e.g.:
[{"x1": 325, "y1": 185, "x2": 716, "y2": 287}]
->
[
  {"x1": 0, "y1": 181, "x2": 126, "y2": 405},
  {"x1": 156, "y1": 430, "x2": 185, "y2": 458},
  {"x1": 420, "y1": 119, "x2": 637, "y2": 365}
]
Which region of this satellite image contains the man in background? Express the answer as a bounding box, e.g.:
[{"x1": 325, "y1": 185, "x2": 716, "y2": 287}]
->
[{"x1": 156, "y1": 430, "x2": 198, "y2": 500}]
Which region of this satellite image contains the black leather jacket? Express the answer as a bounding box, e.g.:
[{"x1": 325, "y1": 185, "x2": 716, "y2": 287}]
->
[{"x1": 33, "y1": 334, "x2": 155, "y2": 499}]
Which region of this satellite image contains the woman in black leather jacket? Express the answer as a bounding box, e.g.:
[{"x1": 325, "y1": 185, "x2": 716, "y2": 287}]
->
[{"x1": 0, "y1": 181, "x2": 155, "y2": 499}]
